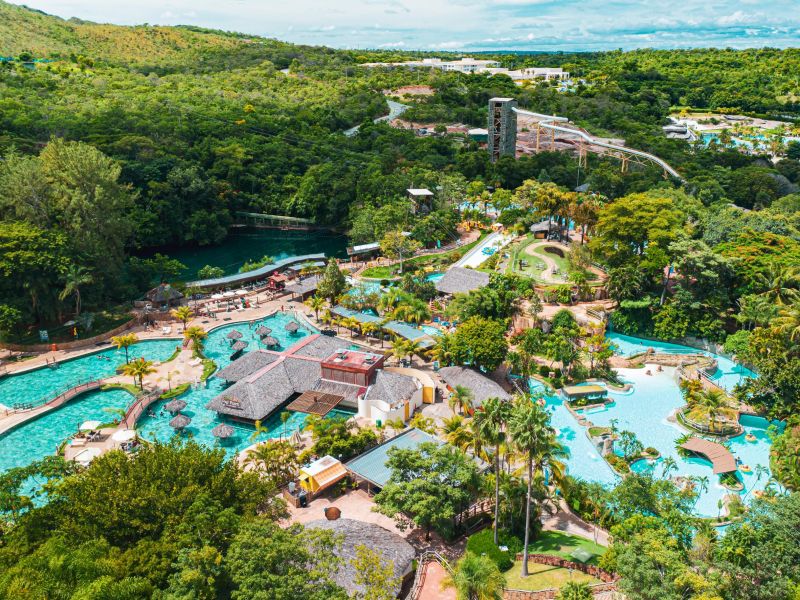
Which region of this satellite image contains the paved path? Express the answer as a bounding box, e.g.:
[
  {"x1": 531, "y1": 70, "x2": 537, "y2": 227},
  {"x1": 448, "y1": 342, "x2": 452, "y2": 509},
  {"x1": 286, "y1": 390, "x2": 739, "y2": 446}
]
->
[
  {"x1": 344, "y1": 99, "x2": 408, "y2": 136},
  {"x1": 417, "y1": 561, "x2": 456, "y2": 600},
  {"x1": 541, "y1": 500, "x2": 610, "y2": 546}
]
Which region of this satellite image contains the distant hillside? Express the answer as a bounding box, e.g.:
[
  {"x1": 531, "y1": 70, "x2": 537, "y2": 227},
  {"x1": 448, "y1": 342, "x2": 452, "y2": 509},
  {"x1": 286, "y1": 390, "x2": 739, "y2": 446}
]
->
[{"x1": 0, "y1": 1, "x2": 305, "y2": 71}]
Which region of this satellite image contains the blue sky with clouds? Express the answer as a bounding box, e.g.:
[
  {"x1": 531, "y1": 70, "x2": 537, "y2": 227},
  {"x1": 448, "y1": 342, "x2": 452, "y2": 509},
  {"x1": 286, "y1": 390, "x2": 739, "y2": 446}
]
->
[{"x1": 12, "y1": 0, "x2": 800, "y2": 51}]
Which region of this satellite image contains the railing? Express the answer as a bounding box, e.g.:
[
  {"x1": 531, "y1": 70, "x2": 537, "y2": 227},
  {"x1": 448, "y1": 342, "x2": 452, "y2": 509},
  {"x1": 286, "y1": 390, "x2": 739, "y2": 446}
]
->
[
  {"x1": 406, "y1": 551, "x2": 452, "y2": 600},
  {"x1": 121, "y1": 388, "x2": 163, "y2": 429},
  {"x1": 11, "y1": 378, "x2": 101, "y2": 412},
  {"x1": 454, "y1": 498, "x2": 495, "y2": 527}
]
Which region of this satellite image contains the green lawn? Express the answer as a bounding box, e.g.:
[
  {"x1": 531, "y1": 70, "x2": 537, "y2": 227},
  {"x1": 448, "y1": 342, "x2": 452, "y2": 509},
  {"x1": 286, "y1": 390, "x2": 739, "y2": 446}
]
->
[
  {"x1": 504, "y1": 562, "x2": 600, "y2": 591},
  {"x1": 527, "y1": 531, "x2": 607, "y2": 566}
]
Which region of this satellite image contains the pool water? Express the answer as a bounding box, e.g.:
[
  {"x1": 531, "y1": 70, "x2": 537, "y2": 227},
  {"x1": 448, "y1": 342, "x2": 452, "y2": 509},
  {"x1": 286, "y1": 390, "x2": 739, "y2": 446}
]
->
[
  {"x1": 536, "y1": 367, "x2": 775, "y2": 518},
  {"x1": 425, "y1": 273, "x2": 444, "y2": 283},
  {"x1": 0, "y1": 388, "x2": 134, "y2": 473},
  {"x1": 606, "y1": 332, "x2": 756, "y2": 391},
  {"x1": 0, "y1": 340, "x2": 179, "y2": 409},
  {"x1": 0, "y1": 312, "x2": 342, "y2": 473}
]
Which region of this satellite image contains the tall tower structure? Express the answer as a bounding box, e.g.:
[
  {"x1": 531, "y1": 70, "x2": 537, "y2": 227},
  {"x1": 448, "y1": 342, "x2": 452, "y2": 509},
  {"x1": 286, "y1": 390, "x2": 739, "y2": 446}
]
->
[{"x1": 488, "y1": 97, "x2": 517, "y2": 162}]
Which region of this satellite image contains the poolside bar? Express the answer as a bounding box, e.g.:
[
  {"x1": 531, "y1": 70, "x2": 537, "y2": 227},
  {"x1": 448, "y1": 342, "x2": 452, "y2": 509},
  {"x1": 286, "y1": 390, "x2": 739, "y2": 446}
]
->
[{"x1": 561, "y1": 384, "x2": 608, "y2": 403}]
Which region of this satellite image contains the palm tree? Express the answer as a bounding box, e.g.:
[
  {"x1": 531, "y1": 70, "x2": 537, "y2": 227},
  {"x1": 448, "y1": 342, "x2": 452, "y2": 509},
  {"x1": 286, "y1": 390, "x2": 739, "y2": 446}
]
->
[
  {"x1": 428, "y1": 333, "x2": 454, "y2": 366},
  {"x1": 695, "y1": 475, "x2": 710, "y2": 496},
  {"x1": 360, "y1": 321, "x2": 379, "y2": 342},
  {"x1": 660, "y1": 456, "x2": 678, "y2": 479},
  {"x1": 441, "y1": 415, "x2": 471, "y2": 449},
  {"x1": 244, "y1": 440, "x2": 300, "y2": 484},
  {"x1": 756, "y1": 264, "x2": 799, "y2": 306},
  {"x1": 390, "y1": 338, "x2": 409, "y2": 364},
  {"x1": 402, "y1": 339, "x2": 425, "y2": 366},
  {"x1": 184, "y1": 326, "x2": 208, "y2": 351},
  {"x1": 171, "y1": 306, "x2": 193, "y2": 332},
  {"x1": 473, "y1": 397, "x2": 512, "y2": 544},
  {"x1": 393, "y1": 299, "x2": 430, "y2": 324},
  {"x1": 508, "y1": 398, "x2": 558, "y2": 577},
  {"x1": 341, "y1": 316, "x2": 360, "y2": 338},
  {"x1": 774, "y1": 299, "x2": 800, "y2": 342},
  {"x1": 249, "y1": 419, "x2": 269, "y2": 442},
  {"x1": 111, "y1": 333, "x2": 139, "y2": 364},
  {"x1": 58, "y1": 264, "x2": 94, "y2": 318},
  {"x1": 697, "y1": 388, "x2": 727, "y2": 433},
  {"x1": 384, "y1": 417, "x2": 406, "y2": 437},
  {"x1": 442, "y1": 552, "x2": 506, "y2": 600},
  {"x1": 449, "y1": 385, "x2": 474, "y2": 416},
  {"x1": 304, "y1": 295, "x2": 326, "y2": 322},
  {"x1": 121, "y1": 358, "x2": 156, "y2": 390}
]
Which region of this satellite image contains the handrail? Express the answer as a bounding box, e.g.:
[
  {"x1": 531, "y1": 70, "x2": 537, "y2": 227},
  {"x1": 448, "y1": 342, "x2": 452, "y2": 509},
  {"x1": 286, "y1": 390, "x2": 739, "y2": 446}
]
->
[
  {"x1": 513, "y1": 107, "x2": 684, "y2": 181},
  {"x1": 121, "y1": 388, "x2": 163, "y2": 429},
  {"x1": 406, "y1": 550, "x2": 452, "y2": 600},
  {"x1": 11, "y1": 377, "x2": 101, "y2": 412}
]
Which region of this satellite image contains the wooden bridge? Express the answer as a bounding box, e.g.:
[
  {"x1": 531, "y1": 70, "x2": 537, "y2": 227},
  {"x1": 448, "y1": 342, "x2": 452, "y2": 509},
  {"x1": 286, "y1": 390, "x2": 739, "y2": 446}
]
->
[
  {"x1": 12, "y1": 379, "x2": 103, "y2": 413},
  {"x1": 121, "y1": 388, "x2": 164, "y2": 429},
  {"x1": 235, "y1": 211, "x2": 316, "y2": 231},
  {"x1": 454, "y1": 498, "x2": 495, "y2": 528}
]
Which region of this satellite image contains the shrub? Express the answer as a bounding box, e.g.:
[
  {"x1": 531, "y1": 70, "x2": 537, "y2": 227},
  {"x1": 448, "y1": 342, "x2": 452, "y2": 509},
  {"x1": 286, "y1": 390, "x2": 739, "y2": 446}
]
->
[
  {"x1": 465, "y1": 529, "x2": 522, "y2": 571},
  {"x1": 606, "y1": 454, "x2": 631, "y2": 474}
]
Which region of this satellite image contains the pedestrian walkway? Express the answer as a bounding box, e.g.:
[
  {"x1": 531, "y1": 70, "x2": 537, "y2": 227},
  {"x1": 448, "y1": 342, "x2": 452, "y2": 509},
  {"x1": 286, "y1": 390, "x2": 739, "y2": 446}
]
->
[{"x1": 417, "y1": 561, "x2": 456, "y2": 600}]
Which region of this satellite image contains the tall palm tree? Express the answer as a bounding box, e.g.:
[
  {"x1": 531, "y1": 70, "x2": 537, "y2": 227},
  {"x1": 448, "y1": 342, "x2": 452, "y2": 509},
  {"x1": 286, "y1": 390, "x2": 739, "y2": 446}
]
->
[
  {"x1": 442, "y1": 552, "x2": 506, "y2": 600},
  {"x1": 697, "y1": 388, "x2": 727, "y2": 433},
  {"x1": 393, "y1": 299, "x2": 431, "y2": 324},
  {"x1": 184, "y1": 326, "x2": 208, "y2": 351},
  {"x1": 508, "y1": 398, "x2": 558, "y2": 577},
  {"x1": 304, "y1": 295, "x2": 326, "y2": 322},
  {"x1": 171, "y1": 306, "x2": 193, "y2": 332},
  {"x1": 441, "y1": 415, "x2": 471, "y2": 449},
  {"x1": 660, "y1": 456, "x2": 678, "y2": 479},
  {"x1": 473, "y1": 397, "x2": 512, "y2": 544},
  {"x1": 342, "y1": 316, "x2": 360, "y2": 338},
  {"x1": 121, "y1": 358, "x2": 156, "y2": 390},
  {"x1": 390, "y1": 338, "x2": 409, "y2": 364},
  {"x1": 111, "y1": 333, "x2": 139, "y2": 364},
  {"x1": 449, "y1": 385, "x2": 474, "y2": 415},
  {"x1": 402, "y1": 339, "x2": 425, "y2": 366},
  {"x1": 428, "y1": 333, "x2": 454, "y2": 366},
  {"x1": 59, "y1": 264, "x2": 93, "y2": 318},
  {"x1": 360, "y1": 321, "x2": 379, "y2": 341}
]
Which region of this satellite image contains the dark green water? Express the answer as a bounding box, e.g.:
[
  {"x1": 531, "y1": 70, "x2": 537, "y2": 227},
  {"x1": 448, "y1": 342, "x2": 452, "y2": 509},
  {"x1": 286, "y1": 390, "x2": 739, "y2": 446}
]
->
[{"x1": 160, "y1": 228, "x2": 349, "y2": 279}]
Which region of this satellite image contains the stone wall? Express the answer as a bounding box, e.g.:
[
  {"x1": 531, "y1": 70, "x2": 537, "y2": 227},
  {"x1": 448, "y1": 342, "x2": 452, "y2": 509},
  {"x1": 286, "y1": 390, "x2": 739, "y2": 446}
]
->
[
  {"x1": 504, "y1": 581, "x2": 618, "y2": 600},
  {"x1": 2, "y1": 316, "x2": 141, "y2": 353},
  {"x1": 513, "y1": 554, "x2": 618, "y2": 583}
]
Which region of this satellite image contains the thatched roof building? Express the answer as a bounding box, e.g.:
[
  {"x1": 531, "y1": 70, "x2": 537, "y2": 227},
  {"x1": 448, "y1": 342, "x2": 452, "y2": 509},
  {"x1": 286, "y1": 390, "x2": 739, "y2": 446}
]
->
[
  {"x1": 305, "y1": 519, "x2": 415, "y2": 598},
  {"x1": 145, "y1": 283, "x2": 184, "y2": 306},
  {"x1": 438, "y1": 366, "x2": 511, "y2": 407},
  {"x1": 364, "y1": 370, "x2": 419, "y2": 409},
  {"x1": 216, "y1": 351, "x2": 280, "y2": 382},
  {"x1": 211, "y1": 424, "x2": 235, "y2": 439},
  {"x1": 434, "y1": 267, "x2": 490, "y2": 295}
]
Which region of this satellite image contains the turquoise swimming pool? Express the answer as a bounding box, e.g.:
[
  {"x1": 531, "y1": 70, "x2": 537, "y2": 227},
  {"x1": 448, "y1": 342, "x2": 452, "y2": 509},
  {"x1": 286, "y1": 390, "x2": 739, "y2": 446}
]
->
[
  {"x1": 606, "y1": 332, "x2": 756, "y2": 391},
  {"x1": 533, "y1": 368, "x2": 777, "y2": 518},
  {"x1": 0, "y1": 312, "x2": 338, "y2": 473}
]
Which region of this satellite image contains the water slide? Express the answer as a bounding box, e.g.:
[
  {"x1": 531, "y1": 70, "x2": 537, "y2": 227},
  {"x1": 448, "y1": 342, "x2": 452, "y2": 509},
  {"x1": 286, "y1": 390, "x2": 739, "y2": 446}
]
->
[{"x1": 512, "y1": 107, "x2": 684, "y2": 181}]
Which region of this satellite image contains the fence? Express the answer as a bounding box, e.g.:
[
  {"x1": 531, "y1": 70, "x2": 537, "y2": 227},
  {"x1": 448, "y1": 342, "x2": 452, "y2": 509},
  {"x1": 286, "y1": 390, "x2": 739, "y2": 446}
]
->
[
  {"x1": 405, "y1": 551, "x2": 452, "y2": 600},
  {"x1": 505, "y1": 581, "x2": 619, "y2": 600},
  {"x1": 11, "y1": 378, "x2": 102, "y2": 412},
  {"x1": 2, "y1": 317, "x2": 140, "y2": 353}
]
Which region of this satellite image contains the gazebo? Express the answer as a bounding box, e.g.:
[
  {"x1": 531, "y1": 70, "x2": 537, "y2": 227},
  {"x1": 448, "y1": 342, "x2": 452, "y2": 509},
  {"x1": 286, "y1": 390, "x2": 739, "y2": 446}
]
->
[
  {"x1": 211, "y1": 424, "x2": 235, "y2": 439},
  {"x1": 169, "y1": 414, "x2": 191, "y2": 430},
  {"x1": 164, "y1": 399, "x2": 187, "y2": 414},
  {"x1": 145, "y1": 283, "x2": 184, "y2": 307}
]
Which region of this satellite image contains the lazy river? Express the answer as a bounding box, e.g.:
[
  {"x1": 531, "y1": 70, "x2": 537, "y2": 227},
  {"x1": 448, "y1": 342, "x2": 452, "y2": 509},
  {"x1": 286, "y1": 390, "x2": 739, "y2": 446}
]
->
[{"x1": 0, "y1": 312, "x2": 353, "y2": 474}]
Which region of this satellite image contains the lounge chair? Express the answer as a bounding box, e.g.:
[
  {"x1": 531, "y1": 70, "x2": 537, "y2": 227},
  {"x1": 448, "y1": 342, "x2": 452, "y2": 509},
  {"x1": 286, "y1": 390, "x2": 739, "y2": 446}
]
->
[{"x1": 162, "y1": 326, "x2": 172, "y2": 335}]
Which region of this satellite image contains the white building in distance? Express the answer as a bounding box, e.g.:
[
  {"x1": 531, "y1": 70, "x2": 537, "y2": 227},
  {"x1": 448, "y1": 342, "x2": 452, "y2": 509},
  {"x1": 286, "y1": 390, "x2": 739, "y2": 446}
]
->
[{"x1": 361, "y1": 58, "x2": 569, "y2": 84}]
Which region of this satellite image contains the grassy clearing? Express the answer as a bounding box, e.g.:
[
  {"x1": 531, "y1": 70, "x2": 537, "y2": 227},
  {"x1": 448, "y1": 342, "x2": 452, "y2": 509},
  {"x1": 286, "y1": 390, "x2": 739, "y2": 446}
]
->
[
  {"x1": 504, "y1": 562, "x2": 599, "y2": 591},
  {"x1": 527, "y1": 531, "x2": 607, "y2": 565}
]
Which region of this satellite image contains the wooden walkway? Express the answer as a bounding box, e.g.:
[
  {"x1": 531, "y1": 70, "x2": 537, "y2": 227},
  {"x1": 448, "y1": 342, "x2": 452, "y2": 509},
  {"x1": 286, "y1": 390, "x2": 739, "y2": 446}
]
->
[
  {"x1": 121, "y1": 388, "x2": 163, "y2": 429},
  {"x1": 0, "y1": 379, "x2": 103, "y2": 435}
]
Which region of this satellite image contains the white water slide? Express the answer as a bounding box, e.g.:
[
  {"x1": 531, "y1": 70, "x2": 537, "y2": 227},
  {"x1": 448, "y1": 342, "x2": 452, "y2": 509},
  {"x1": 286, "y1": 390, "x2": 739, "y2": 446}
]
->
[{"x1": 512, "y1": 107, "x2": 683, "y2": 181}]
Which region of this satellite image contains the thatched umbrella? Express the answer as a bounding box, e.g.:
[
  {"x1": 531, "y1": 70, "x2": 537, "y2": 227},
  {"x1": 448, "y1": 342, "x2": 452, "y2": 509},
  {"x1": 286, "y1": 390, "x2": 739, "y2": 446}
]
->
[
  {"x1": 226, "y1": 330, "x2": 243, "y2": 340},
  {"x1": 263, "y1": 336, "x2": 279, "y2": 347},
  {"x1": 285, "y1": 322, "x2": 300, "y2": 334},
  {"x1": 169, "y1": 414, "x2": 191, "y2": 429},
  {"x1": 211, "y1": 424, "x2": 235, "y2": 439},
  {"x1": 164, "y1": 399, "x2": 187, "y2": 413},
  {"x1": 255, "y1": 325, "x2": 271, "y2": 337},
  {"x1": 230, "y1": 340, "x2": 249, "y2": 352}
]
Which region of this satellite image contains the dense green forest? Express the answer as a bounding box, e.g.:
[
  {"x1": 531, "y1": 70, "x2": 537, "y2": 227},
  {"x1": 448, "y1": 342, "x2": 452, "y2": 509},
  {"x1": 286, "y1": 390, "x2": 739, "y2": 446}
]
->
[{"x1": 0, "y1": 0, "x2": 799, "y2": 344}]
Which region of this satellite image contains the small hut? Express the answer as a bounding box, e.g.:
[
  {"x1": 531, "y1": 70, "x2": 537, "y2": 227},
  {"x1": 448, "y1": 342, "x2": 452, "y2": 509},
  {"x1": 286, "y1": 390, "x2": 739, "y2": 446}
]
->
[
  {"x1": 255, "y1": 325, "x2": 272, "y2": 337},
  {"x1": 285, "y1": 322, "x2": 300, "y2": 334},
  {"x1": 146, "y1": 283, "x2": 184, "y2": 307},
  {"x1": 169, "y1": 414, "x2": 191, "y2": 430},
  {"x1": 211, "y1": 424, "x2": 235, "y2": 439},
  {"x1": 164, "y1": 399, "x2": 187, "y2": 414}
]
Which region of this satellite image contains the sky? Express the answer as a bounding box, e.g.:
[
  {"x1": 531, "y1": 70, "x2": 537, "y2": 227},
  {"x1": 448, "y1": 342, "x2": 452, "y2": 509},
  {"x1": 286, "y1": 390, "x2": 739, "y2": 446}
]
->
[{"x1": 12, "y1": 0, "x2": 800, "y2": 51}]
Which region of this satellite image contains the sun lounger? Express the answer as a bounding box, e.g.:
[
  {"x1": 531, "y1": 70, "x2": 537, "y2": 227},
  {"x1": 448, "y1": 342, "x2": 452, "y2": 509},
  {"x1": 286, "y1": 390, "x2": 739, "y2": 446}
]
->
[{"x1": 162, "y1": 326, "x2": 172, "y2": 335}]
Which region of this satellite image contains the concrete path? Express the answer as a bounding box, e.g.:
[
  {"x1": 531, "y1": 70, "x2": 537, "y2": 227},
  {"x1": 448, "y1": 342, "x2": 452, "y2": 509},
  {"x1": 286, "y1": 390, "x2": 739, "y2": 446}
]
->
[
  {"x1": 541, "y1": 500, "x2": 610, "y2": 546},
  {"x1": 417, "y1": 561, "x2": 456, "y2": 600}
]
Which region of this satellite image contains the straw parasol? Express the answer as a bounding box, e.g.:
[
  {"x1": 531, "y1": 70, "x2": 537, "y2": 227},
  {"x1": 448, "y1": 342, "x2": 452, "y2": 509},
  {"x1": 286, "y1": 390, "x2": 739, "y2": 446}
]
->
[
  {"x1": 263, "y1": 336, "x2": 279, "y2": 347},
  {"x1": 285, "y1": 321, "x2": 300, "y2": 334},
  {"x1": 169, "y1": 414, "x2": 191, "y2": 429},
  {"x1": 211, "y1": 423, "x2": 235, "y2": 439},
  {"x1": 255, "y1": 325, "x2": 271, "y2": 337},
  {"x1": 230, "y1": 340, "x2": 249, "y2": 352},
  {"x1": 79, "y1": 420, "x2": 102, "y2": 431},
  {"x1": 164, "y1": 399, "x2": 187, "y2": 413},
  {"x1": 226, "y1": 330, "x2": 244, "y2": 340}
]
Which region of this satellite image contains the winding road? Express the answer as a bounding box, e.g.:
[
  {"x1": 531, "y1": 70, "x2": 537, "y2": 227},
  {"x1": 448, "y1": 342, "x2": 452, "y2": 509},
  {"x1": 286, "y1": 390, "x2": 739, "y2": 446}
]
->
[{"x1": 344, "y1": 99, "x2": 408, "y2": 137}]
